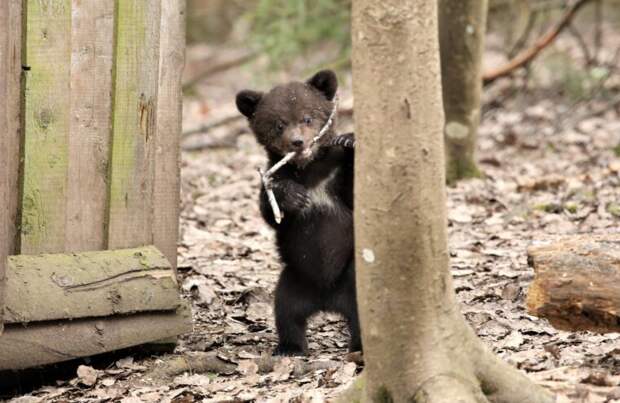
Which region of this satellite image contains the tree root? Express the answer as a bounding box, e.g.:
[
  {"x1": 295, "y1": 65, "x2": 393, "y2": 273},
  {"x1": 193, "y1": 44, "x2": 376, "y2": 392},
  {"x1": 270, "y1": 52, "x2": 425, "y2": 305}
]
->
[
  {"x1": 414, "y1": 374, "x2": 489, "y2": 403},
  {"x1": 475, "y1": 349, "x2": 554, "y2": 403},
  {"x1": 336, "y1": 324, "x2": 554, "y2": 403}
]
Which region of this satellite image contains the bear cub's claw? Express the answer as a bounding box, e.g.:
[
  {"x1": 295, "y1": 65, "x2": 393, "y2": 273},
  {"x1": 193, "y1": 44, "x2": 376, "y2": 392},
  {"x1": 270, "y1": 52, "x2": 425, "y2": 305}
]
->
[{"x1": 330, "y1": 133, "x2": 356, "y2": 148}]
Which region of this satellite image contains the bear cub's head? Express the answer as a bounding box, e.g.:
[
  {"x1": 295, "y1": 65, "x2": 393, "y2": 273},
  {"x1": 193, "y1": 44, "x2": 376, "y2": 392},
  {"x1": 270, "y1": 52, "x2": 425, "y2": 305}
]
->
[{"x1": 236, "y1": 70, "x2": 338, "y2": 166}]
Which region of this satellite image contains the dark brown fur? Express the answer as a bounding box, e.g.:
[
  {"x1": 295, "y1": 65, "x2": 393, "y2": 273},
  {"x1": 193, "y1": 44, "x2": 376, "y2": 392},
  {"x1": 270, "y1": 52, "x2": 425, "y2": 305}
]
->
[{"x1": 236, "y1": 70, "x2": 360, "y2": 355}]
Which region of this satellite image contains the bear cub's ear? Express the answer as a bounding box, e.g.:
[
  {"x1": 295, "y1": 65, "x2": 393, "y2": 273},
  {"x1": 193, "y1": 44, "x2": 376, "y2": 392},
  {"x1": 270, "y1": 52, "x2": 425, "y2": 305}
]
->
[
  {"x1": 236, "y1": 90, "x2": 263, "y2": 118},
  {"x1": 306, "y1": 70, "x2": 337, "y2": 101}
]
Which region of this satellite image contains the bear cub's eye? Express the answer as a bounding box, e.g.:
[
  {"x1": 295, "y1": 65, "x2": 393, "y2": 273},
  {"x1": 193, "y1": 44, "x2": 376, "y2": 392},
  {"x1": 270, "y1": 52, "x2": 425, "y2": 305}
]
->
[
  {"x1": 302, "y1": 116, "x2": 312, "y2": 125},
  {"x1": 275, "y1": 121, "x2": 285, "y2": 133}
]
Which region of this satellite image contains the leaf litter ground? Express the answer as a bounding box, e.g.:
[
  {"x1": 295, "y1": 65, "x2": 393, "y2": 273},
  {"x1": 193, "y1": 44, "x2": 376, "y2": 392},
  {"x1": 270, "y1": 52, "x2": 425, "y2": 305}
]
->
[{"x1": 5, "y1": 42, "x2": 620, "y2": 403}]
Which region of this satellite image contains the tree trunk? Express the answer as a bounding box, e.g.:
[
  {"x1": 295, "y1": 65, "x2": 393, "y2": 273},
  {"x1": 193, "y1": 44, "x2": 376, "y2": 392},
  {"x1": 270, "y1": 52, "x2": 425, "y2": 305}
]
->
[
  {"x1": 439, "y1": 0, "x2": 487, "y2": 184},
  {"x1": 347, "y1": 1, "x2": 553, "y2": 402},
  {"x1": 526, "y1": 235, "x2": 620, "y2": 333}
]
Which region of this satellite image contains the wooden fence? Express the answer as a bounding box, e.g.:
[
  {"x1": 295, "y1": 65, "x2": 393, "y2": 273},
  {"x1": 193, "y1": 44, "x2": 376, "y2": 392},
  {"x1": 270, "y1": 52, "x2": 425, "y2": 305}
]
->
[{"x1": 0, "y1": 0, "x2": 190, "y2": 370}]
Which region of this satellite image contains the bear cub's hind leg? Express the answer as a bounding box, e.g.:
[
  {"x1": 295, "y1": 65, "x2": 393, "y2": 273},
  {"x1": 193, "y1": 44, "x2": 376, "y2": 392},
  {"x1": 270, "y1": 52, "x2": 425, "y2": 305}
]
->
[{"x1": 273, "y1": 269, "x2": 319, "y2": 356}]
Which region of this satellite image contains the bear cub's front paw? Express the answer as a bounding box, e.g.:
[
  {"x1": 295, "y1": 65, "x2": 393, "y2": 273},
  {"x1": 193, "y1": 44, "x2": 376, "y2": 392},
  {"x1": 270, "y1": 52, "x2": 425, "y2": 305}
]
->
[{"x1": 273, "y1": 183, "x2": 311, "y2": 213}]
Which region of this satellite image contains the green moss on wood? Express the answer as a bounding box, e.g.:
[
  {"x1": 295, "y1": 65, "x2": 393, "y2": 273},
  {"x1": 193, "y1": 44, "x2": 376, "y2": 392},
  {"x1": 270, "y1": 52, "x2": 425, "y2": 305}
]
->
[
  {"x1": 4, "y1": 246, "x2": 178, "y2": 324},
  {"x1": 446, "y1": 155, "x2": 483, "y2": 185},
  {"x1": 107, "y1": 0, "x2": 160, "y2": 248},
  {"x1": 21, "y1": 0, "x2": 72, "y2": 253}
]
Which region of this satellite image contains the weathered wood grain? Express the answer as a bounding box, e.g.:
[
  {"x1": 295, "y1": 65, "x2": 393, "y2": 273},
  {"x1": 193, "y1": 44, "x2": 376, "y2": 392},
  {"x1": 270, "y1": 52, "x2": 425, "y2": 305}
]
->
[
  {"x1": 3, "y1": 246, "x2": 181, "y2": 324},
  {"x1": 0, "y1": 0, "x2": 24, "y2": 335},
  {"x1": 0, "y1": 303, "x2": 192, "y2": 370},
  {"x1": 65, "y1": 0, "x2": 115, "y2": 251},
  {"x1": 153, "y1": 0, "x2": 186, "y2": 271},
  {"x1": 107, "y1": 1, "x2": 161, "y2": 250},
  {"x1": 0, "y1": 0, "x2": 8, "y2": 336},
  {"x1": 527, "y1": 235, "x2": 620, "y2": 333},
  {"x1": 21, "y1": 0, "x2": 72, "y2": 254}
]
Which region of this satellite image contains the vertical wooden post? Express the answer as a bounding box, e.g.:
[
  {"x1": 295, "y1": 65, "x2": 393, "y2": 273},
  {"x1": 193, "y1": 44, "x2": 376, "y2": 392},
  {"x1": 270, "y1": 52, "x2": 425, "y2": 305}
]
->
[
  {"x1": 21, "y1": 0, "x2": 72, "y2": 254},
  {"x1": 154, "y1": 0, "x2": 186, "y2": 270},
  {"x1": 0, "y1": 0, "x2": 9, "y2": 336},
  {"x1": 107, "y1": 0, "x2": 162, "y2": 250},
  {"x1": 0, "y1": 0, "x2": 24, "y2": 334},
  {"x1": 66, "y1": 0, "x2": 115, "y2": 251}
]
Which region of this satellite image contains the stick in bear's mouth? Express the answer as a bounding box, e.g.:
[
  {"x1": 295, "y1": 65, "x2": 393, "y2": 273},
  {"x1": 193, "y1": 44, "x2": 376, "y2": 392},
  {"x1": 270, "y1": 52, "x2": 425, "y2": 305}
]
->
[{"x1": 259, "y1": 95, "x2": 339, "y2": 224}]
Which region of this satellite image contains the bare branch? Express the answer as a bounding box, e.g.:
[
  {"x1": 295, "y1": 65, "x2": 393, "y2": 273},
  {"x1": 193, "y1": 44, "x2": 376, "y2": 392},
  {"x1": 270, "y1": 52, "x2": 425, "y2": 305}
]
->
[
  {"x1": 483, "y1": 0, "x2": 593, "y2": 85},
  {"x1": 182, "y1": 52, "x2": 257, "y2": 92}
]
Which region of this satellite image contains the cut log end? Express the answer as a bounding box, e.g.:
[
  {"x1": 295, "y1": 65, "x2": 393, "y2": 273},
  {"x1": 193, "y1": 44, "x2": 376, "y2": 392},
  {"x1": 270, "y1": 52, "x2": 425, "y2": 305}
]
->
[{"x1": 526, "y1": 235, "x2": 620, "y2": 333}]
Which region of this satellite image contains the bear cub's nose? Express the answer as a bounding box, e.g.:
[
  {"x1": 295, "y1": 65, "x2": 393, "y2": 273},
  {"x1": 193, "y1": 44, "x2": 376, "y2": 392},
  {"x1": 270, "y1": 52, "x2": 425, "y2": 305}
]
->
[{"x1": 292, "y1": 139, "x2": 304, "y2": 148}]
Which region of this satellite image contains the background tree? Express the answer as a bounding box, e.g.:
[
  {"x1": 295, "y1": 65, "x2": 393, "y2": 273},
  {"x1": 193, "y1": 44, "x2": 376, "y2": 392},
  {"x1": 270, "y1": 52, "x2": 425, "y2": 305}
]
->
[
  {"x1": 439, "y1": 0, "x2": 488, "y2": 184},
  {"x1": 348, "y1": 0, "x2": 554, "y2": 401}
]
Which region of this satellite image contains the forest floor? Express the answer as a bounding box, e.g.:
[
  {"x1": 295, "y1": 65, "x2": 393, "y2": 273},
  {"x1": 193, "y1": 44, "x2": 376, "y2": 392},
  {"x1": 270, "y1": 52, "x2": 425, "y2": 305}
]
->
[{"x1": 5, "y1": 31, "x2": 620, "y2": 403}]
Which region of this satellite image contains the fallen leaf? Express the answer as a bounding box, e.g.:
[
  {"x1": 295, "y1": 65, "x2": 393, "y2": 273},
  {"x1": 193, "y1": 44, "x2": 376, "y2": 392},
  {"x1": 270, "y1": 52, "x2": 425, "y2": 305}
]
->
[{"x1": 77, "y1": 365, "x2": 98, "y2": 387}]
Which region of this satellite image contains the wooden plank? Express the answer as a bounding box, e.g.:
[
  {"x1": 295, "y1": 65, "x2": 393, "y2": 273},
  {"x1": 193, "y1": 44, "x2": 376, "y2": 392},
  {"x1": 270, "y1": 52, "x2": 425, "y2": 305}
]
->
[
  {"x1": 107, "y1": 0, "x2": 161, "y2": 250},
  {"x1": 65, "y1": 0, "x2": 115, "y2": 251},
  {"x1": 0, "y1": 303, "x2": 192, "y2": 370},
  {"x1": 0, "y1": 0, "x2": 9, "y2": 336},
  {"x1": 21, "y1": 0, "x2": 72, "y2": 254},
  {"x1": 527, "y1": 235, "x2": 620, "y2": 333},
  {"x1": 6, "y1": 0, "x2": 24, "y2": 260},
  {"x1": 0, "y1": 0, "x2": 24, "y2": 335},
  {"x1": 3, "y1": 246, "x2": 181, "y2": 324},
  {"x1": 153, "y1": 0, "x2": 186, "y2": 271}
]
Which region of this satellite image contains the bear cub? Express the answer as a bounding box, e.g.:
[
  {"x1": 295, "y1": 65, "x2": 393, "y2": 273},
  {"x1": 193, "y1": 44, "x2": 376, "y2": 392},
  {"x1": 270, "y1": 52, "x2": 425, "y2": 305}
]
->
[{"x1": 236, "y1": 70, "x2": 359, "y2": 356}]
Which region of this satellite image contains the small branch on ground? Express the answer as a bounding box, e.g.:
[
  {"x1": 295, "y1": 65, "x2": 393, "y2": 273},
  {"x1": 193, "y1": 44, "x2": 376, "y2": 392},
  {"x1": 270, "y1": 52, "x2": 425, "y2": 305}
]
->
[
  {"x1": 483, "y1": 0, "x2": 592, "y2": 85},
  {"x1": 146, "y1": 352, "x2": 339, "y2": 382},
  {"x1": 181, "y1": 128, "x2": 249, "y2": 151},
  {"x1": 183, "y1": 115, "x2": 244, "y2": 137},
  {"x1": 183, "y1": 52, "x2": 258, "y2": 92}
]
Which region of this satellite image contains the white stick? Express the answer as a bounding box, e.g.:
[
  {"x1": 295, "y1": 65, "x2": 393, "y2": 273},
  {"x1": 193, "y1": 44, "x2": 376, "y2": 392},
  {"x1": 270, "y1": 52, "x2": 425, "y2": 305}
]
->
[{"x1": 259, "y1": 95, "x2": 339, "y2": 224}]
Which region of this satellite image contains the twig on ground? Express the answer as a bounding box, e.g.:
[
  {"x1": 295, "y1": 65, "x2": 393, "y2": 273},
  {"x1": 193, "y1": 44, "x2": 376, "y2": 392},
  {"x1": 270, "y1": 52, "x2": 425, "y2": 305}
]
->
[
  {"x1": 181, "y1": 128, "x2": 248, "y2": 151},
  {"x1": 183, "y1": 52, "x2": 258, "y2": 92},
  {"x1": 259, "y1": 96, "x2": 339, "y2": 224},
  {"x1": 183, "y1": 114, "x2": 244, "y2": 137},
  {"x1": 483, "y1": 0, "x2": 593, "y2": 85},
  {"x1": 146, "y1": 352, "x2": 340, "y2": 382}
]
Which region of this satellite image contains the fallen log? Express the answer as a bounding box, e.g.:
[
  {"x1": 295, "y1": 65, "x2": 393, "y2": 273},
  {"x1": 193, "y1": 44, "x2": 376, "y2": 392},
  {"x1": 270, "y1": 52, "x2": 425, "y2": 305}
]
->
[
  {"x1": 526, "y1": 235, "x2": 620, "y2": 333},
  {"x1": 0, "y1": 303, "x2": 192, "y2": 370},
  {"x1": 3, "y1": 246, "x2": 181, "y2": 324}
]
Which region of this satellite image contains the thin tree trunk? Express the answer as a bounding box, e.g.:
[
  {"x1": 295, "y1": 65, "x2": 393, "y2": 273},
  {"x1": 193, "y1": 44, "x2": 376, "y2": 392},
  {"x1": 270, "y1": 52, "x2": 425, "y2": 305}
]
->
[
  {"x1": 439, "y1": 0, "x2": 487, "y2": 184},
  {"x1": 345, "y1": 1, "x2": 554, "y2": 401}
]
